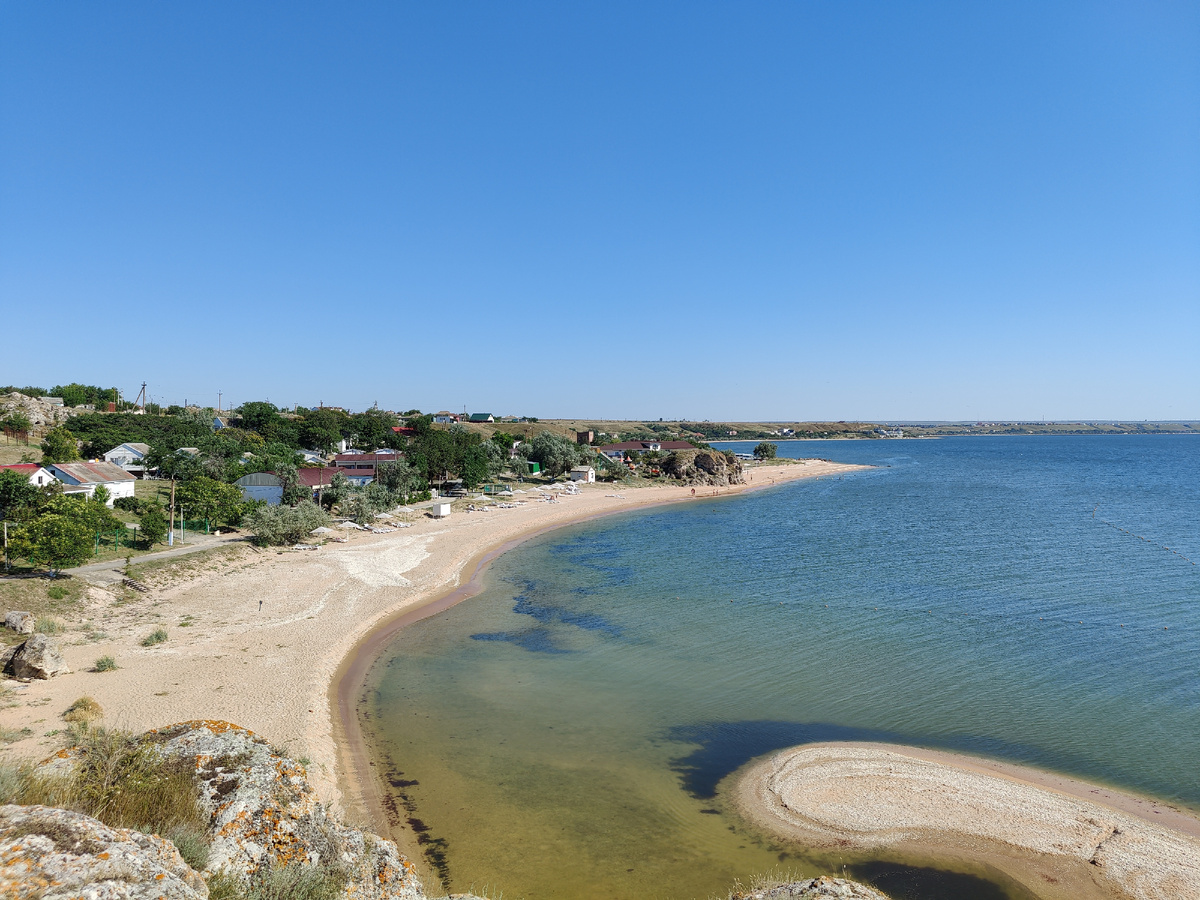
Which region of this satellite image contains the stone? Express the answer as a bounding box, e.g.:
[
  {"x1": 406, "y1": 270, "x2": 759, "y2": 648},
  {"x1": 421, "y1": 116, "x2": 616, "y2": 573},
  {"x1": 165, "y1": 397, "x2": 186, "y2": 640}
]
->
[
  {"x1": 0, "y1": 803, "x2": 209, "y2": 899},
  {"x1": 0, "y1": 644, "x2": 19, "y2": 675},
  {"x1": 4, "y1": 611, "x2": 34, "y2": 634},
  {"x1": 145, "y1": 721, "x2": 424, "y2": 900},
  {"x1": 734, "y1": 876, "x2": 890, "y2": 900},
  {"x1": 10, "y1": 633, "x2": 70, "y2": 680}
]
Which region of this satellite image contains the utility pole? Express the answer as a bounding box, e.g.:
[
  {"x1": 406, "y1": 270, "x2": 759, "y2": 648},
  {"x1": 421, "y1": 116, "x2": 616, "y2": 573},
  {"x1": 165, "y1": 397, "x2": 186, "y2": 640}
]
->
[
  {"x1": 168, "y1": 476, "x2": 176, "y2": 547},
  {"x1": 218, "y1": 391, "x2": 222, "y2": 414}
]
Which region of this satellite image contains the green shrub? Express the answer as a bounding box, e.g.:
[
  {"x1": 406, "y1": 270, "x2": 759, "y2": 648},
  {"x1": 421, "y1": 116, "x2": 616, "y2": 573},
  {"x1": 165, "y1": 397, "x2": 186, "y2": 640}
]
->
[
  {"x1": 141, "y1": 628, "x2": 168, "y2": 647},
  {"x1": 94, "y1": 655, "x2": 117, "y2": 672},
  {"x1": 35, "y1": 616, "x2": 65, "y2": 635},
  {"x1": 114, "y1": 496, "x2": 144, "y2": 513},
  {"x1": 243, "y1": 501, "x2": 330, "y2": 546},
  {"x1": 47, "y1": 584, "x2": 68, "y2": 600}
]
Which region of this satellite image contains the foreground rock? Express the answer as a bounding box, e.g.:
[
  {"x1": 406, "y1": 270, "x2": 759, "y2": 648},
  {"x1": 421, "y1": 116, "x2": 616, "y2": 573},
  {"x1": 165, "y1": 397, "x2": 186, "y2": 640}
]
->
[
  {"x1": 0, "y1": 804, "x2": 208, "y2": 899},
  {"x1": 733, "y1": 877, "x2": 888, "y2": 899},
  {"x1": 5, "y1": 634, "x2": 70, "y2": 680},
  {"x1": 145, "y1": 720, "x2": 423, "y2": 899},
  {"x1": 4, "y1": 611, "x2": 35, "y2": 634},
  {"x1": 663, "y1": 448, "x2": 744, "y2": 486}
]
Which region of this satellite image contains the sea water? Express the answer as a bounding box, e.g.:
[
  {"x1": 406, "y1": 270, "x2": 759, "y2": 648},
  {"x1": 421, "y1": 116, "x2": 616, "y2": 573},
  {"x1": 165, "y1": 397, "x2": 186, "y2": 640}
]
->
[{"x1": 365, "y1": 436, "x2": 1200, "y2": 900}]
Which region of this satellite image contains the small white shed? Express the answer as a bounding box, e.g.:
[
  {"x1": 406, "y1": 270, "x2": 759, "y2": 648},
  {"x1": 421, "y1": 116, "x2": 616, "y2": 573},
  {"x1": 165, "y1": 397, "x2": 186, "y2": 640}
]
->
[
  {"x1": 569, "y1": 466, "x2": 596, "y2": 483},
  {"x1": 431, "y1": 500, "x2": 452, "y2": 518}
]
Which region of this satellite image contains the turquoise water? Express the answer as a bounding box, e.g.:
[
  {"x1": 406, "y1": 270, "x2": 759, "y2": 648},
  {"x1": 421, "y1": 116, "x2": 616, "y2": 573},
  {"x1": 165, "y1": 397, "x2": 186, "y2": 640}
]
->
[{"x1": 366, "y1": 436, "x2": 1200, "y2": 900}]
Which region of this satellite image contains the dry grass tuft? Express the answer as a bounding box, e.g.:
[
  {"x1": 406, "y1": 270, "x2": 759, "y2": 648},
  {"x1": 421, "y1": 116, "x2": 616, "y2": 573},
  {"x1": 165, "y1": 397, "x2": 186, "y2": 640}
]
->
[{"x1": 63, "y1": 696, "x2": 103, "y2": 724}]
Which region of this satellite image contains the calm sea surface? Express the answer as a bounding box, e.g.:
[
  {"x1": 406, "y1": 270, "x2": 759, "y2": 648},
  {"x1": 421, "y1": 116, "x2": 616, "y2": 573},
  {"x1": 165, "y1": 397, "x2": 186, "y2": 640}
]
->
[{"x1": 365, "y1": 436, "x2": 1200, "y2": 900}]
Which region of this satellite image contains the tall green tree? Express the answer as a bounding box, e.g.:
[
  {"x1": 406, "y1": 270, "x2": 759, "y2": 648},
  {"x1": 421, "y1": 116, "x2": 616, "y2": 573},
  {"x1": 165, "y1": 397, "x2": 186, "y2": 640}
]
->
[
  {"x1": 0, "y1": 469, "x2": 39, "y2": 519},
  {"x1": 176, "y1": 476, "x2": 244, "y2": 524},
  {"x1": 40, "y1": 427, "x2": 81, "y2": 464},
  {"x1": 753, "y1": 441, "x2": 778, "y2": 460},
  {"x1": 138, "y1": 505, "x2": 168, "y2": 547},
  {"x1": 11, "y1": 515, "x2": 93, "y2": 574}
]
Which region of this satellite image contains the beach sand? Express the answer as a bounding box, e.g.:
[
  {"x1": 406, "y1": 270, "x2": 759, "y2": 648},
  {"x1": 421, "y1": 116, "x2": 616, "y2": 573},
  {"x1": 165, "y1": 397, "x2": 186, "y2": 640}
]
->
[
  {"x1": 733, "y1": 743, "x2": 1200, "y2": 900},
  {"x1": 0, "y1": 460, "x2": 858, "y2": 865}
]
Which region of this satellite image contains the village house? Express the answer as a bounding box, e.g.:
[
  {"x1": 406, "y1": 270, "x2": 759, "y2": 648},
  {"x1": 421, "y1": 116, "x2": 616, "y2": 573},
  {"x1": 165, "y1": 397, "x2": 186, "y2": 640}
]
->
[
  {"x1": 432, "y1": 411, "x2": 459, "y2": 424},
  {"x1": 569, "y1": 465, "x2": 596, "y2": 483},
  {"x1": 597, "y1": 440, "x2": 694, "y2": 460},
  {"x1": 468, "y1": 413, "x2": 494, "y2": 423},
  {"x1": 0, "y1": 464, "x2": 57, "y2": 488},
  {"x1": 102, "y1": 442, "x2": 151, "y2": 474},
  {"x1": 46, "y1": 461, "x2": 137, "y2": 506},
  {"x1": 333, "y1": 450, "x2": 398, "y2": 486},
  {"x1": 296, "y1": 467, "x2": 338, "y2": 500}
]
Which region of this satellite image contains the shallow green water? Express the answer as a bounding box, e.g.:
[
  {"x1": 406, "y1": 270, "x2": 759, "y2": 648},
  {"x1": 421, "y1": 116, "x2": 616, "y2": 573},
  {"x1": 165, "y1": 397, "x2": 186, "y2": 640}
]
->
[{"x1": 364, "y1": 436, "x2": 1200, "y2": 899}]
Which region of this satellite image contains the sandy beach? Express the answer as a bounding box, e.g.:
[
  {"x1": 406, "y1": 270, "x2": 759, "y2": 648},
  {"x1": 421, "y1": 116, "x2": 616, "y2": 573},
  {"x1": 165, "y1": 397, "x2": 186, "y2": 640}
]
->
[
  {"x1": 734, "y1": 743, "x2": 1200, "y2": 900},
  {"x1": 0, "y1": 460, "x2": 859, "y2": 866}
]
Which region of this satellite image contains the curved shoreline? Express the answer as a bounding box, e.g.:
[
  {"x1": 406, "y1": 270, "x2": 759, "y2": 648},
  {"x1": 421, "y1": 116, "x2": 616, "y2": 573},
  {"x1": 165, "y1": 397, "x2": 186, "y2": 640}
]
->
[
  {"x1": 328, "y1": 462, "x2": 867, "y2": 873},
  {"x1": 733, "y1": 742, "x2": 1200, "y2": 900}
]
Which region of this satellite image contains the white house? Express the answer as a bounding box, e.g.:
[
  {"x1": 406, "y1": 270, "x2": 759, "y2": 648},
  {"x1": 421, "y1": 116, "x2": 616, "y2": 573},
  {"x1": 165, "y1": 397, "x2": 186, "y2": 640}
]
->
[
  {"x1": 431, "y1": 500, "x2": 452, "y2": 518},
  {"x1": 103, "y1": 442, "x2": 151, "y2": 473},
  {"x1": 233, "y1": 472, "x2": 283, "y2": 505},
  {"x1": 47, "y1": 461, "x2": 137, "y2": 507},
  {"x1": 298, "y1": 449, "x2": 327, "y2": 465},
  {"x1": 569, "y1": 466, "x2": 596, "y2": 483},
  {"x1": 0, "y1": 464, "x2": 56, "y2": 488}
]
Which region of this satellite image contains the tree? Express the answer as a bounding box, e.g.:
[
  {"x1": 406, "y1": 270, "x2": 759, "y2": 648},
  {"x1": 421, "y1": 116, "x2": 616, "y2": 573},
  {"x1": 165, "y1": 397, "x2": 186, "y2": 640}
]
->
[
  {"x1": 349, "y1": 409, "x2": 395, "y2": 451},
  {"x1": 0, "y1": 469, "x2": 39, "y2": 519},
  {"x1": 459, "y1": 445, "x2": 490, "y2": 489},
  {"x1": 243, "y1": 501, "x2": 330, "y2": 546},
  {"x1": 40, "y1": 427, "x2": 81, "y2": 464},
  {"x1": 753, "y1": 442, "x2": 778, "y2": 460},
  {"x1": 176, "y1": 476, "x2": 244, "y2": 524},
  {"x1": 11, "y1": 515, "x2": 93, "y2": 574},
  {"x1": 2, "y1": 410, "x2": 32, "y2": 445},
  {"x1": 299, "y1": 408, "x2": 346, "y2": 454},
  {"x1": 91, "y1": 485, "x2": 111, "y2": 507},
  {"x1": 138, "y1": 505, "x2": 168, "y2": 547},
  {"x1": 375, "y1": 459, "x2": 422, "y2": 502},
  {"x1": 526, "y1": 431, "x2": 583, "y2": 478}
]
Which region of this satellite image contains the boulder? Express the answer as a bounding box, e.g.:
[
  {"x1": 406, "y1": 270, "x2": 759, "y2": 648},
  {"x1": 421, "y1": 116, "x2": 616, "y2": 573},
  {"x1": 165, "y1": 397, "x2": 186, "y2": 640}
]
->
[
  {"x1": 10, "y1": 634, "x2": 70, "y2": 680},
  {"x1": 734, "y1": 877, "x2": 890, "y2": 900},
  {"x1": 144, "y1": 721, "x2": 424, "y2": 900},
  {"x1": 0, "y1": 803, "x2": 209, "y2": 899},
  {"x1": 4, "y1": 611, "x2": 34, "y2": 634},
  {"x1": 0, "y1": 644, "x2": 19, "y2": 675}
]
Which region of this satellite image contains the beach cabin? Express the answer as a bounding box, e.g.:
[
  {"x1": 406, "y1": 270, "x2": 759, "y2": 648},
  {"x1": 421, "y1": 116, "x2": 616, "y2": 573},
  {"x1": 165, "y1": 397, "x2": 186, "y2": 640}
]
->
[
  {"x1": 234, "y1": 472, "x2": 283, "y2": 505},
  {"x1": 431, "y1": 500, "x2": 452, "y2": 518},
  {"x1": 47, "y1": 461, "x2": 137, "y2": 507},
  {"x1": 569, "y1": 466, "x2": 595, "y2": 483}
]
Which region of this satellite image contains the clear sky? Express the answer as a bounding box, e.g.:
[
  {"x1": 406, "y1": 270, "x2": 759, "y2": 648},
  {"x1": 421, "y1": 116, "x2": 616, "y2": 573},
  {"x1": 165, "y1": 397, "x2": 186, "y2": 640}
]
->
[{"x1": 2, "y1": 2, "x2": 1197, "y2": 421}]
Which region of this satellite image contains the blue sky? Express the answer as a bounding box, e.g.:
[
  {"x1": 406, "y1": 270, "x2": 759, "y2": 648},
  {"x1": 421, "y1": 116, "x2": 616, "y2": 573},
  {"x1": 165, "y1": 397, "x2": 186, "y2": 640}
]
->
[{"x1": 2, "y1": 2, "x2": 1197, "y2": 421}]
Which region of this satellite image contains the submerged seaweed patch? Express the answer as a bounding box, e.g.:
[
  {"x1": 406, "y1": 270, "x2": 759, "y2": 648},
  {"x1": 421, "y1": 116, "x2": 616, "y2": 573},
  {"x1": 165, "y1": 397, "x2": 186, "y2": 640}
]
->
[{"x1": 470, "y1": 629, "x2": 571, "y2": 654}]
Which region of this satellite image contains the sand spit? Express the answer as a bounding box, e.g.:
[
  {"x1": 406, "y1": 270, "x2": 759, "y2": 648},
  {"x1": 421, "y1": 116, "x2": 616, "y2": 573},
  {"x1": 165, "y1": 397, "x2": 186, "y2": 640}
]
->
[{"x1": 735, "y1": 743, "x2": 1200, "y2": 900}]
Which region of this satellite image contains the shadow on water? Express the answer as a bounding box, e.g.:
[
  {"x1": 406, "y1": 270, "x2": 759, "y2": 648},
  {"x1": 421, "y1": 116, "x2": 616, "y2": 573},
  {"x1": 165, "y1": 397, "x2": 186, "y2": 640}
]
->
[
  {"x1": 847, "y1": 861, "x2": 1021, "y2": 900},
  {"x1": 667, "y1": 719, "x2": 1122, "y2": 800}
]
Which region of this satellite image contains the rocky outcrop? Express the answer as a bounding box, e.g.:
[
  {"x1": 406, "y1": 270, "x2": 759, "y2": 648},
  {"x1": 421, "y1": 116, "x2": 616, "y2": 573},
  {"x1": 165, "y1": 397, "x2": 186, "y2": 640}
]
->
[
  {"x1": 733, "y1": 877, "x2": 889, "y2": 899},
  {"x1": 0, "y1": 803, "x2": 209, "y2": 899},
  {"x1": 0, "y1": 391, "x2": 76, "y2": 430},
  {"x1": 143, "y1": 721, "x2": 423, "y2": 900},
  {"x1": 6, "y1": 634, "x2": 70, "y2": 680},
  {"x1": 4, "y1": 611, "x2": 34, "y2": 635},
  {"x1": 663, "y1": 448, "x2": 745, "y2": 486}
]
